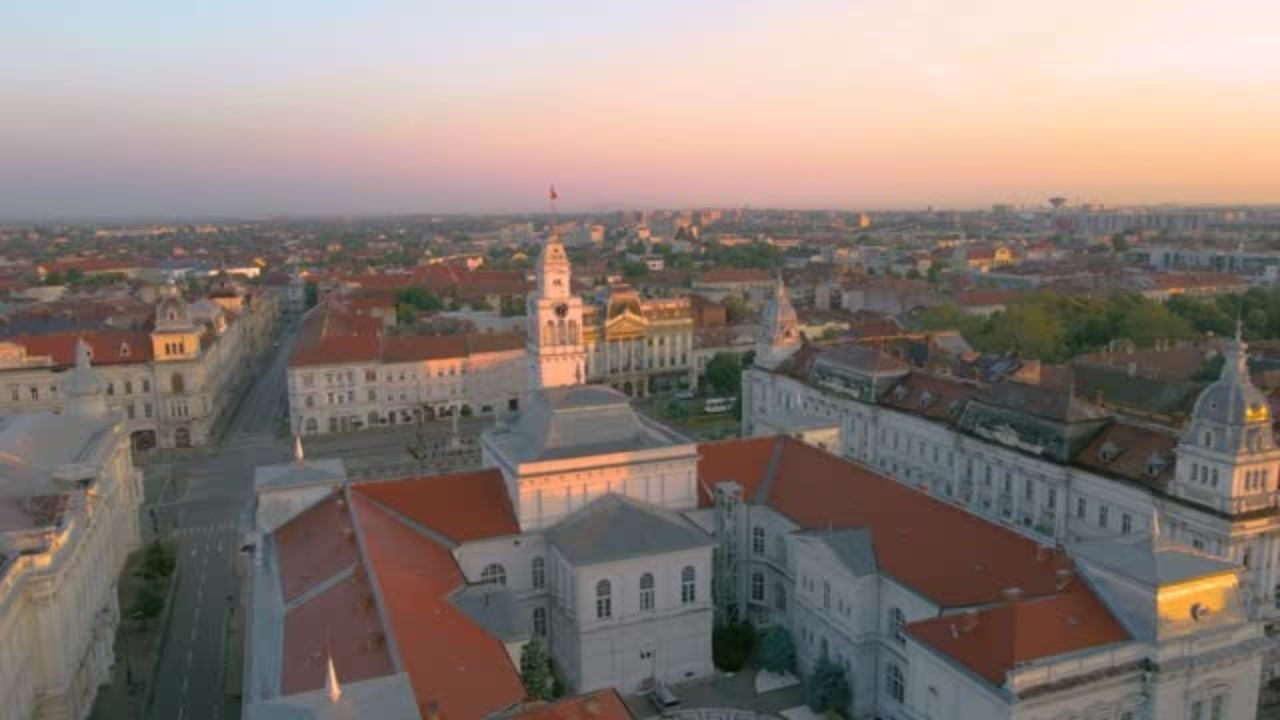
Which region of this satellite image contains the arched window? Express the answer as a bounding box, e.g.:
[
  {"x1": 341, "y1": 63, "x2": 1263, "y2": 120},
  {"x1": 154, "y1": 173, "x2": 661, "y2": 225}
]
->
[
  {"x1": 480, "y1": 563, "x2": 507, "y2": 586},
  {"x1": 544, "y1": 320, "x2": 555, "y2": 345},
  {"x1": 888, "y1": 607, "x2": 906, "y2": 643},
  {"x1": 368, "y1": 411, "x2": 379, "y2": 426},
  {"x1": 304, "y1": 417, "x2": 318, "y2": 433},
  {"x1": 596, "y1": 579, "x2": 612, "y2": 619},
  {"x1": 170, "y1": 372, "x2": 185, "y2": 394},
  {"x1": 823, "y1": 581, "x2": 831, "y2": 610},
  {"x1": 775, "y1": 535, "x2": 787, "y2": 564},
  {"x1": 1203, "y1": 430, "x2": 1214, "y2": 448},
  {"x1": 532, "y1": 607, "x2": 547, "y2": 636},
  {"x1": 639, "y1": 572, "x2": 655, "y2": 611},
  {"x1": 568, "y1": 319, "x2": 579, "y2": 343},
  {"x1": 681, "y1": 566, "x2": 696, "y2": 604},
  {"x1": 886, "y1": 663, "x2": 905, "y2": 702},
  {"x1": 752, "y1": 526, "x2": 765, "y2": 554},
  {"x1": 751, "y1": 572, "x2": 765, "y2": 602},
  {"x1": 531, "y1": 557, "x2": 546, "y2": 589},
  {"x1": 775, "y1": 581, "x2": 787, "y2": 611}
]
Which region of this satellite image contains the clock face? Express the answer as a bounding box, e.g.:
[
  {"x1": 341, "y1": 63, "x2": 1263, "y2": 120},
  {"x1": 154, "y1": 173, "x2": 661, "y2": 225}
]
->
[{"x1": 554, "y1": 303, "x2": 569, "y2": 318}]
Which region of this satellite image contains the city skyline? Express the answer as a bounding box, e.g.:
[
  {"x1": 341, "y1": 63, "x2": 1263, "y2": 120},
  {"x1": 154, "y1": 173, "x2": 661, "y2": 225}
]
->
[{"x1": 5, "y1": 0, "x2": 1280, "y2": 218}]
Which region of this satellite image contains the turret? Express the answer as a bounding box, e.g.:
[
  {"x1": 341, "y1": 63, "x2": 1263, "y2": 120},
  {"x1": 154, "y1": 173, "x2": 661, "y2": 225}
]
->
[
  {"x1": 62, "y1": 338, "x2": 110, "y2": 418},
  {"x1": 755, "y1": 272, "x2": 801, "y2": 371}
]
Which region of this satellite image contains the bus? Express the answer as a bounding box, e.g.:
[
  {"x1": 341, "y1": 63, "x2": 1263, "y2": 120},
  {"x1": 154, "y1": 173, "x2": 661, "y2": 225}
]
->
[{"x1": 703, "y1": 396, "x2": 735, "y2": 414}]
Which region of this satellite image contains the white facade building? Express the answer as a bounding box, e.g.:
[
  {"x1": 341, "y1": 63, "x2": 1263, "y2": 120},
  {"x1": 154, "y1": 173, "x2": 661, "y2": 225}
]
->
[{"x1": 0, "y1": 340, "x2": 143, "y2": 719}]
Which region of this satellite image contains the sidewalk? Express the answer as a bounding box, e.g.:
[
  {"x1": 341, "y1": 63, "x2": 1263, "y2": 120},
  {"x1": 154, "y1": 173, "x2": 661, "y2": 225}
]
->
[{"x1": 88, "y1": 549, "x2": 180, "y2": 720}]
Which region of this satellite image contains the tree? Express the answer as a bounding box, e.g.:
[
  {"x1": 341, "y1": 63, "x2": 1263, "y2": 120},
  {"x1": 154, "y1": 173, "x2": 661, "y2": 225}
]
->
[
  {"x1": 43, "y1": 270, "x2": 65, "y2": 286},
  {"x1": 396, "y1": 287, "x2": 444, "y2": 313},
  {"x1": 304, "y1": 281, "x2": 319, "y2": 309},
  {"x1": 705, "y1": 352, "x2": 742, "y2": 397},
  {"x1": 519, "y1": 637, "x2": 554, "y2": 700},
  {"x1": 396, "y1": 303, "x2": 417, "y2": 326},
  {"x1": 805, "y1": 657, "x2": 850, "y2": 714},
  {"x1": 623, "y1": 260, "x2": 649, "y2": 278},
  {"x1": 1111, "y1": 233, "x2": 1131, "y2": 253},
  {"x1": 759, "y1": 625, "x2": 796, "y2": 675},
  {"x1": 722, "y1": 295, "x2": 751, "y2": 324},
  {"x1": 712, "y1": 621, "x2": 754, "y2": 671},
  {"x1": 65, "y1": 268, "x2": 85, "y2": 285}
]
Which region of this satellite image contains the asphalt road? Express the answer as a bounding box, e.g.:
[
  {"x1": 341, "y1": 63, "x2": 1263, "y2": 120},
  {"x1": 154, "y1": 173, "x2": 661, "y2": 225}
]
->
[{"x1": 138, "y1": 318, "x2": 491, "y2": 720}]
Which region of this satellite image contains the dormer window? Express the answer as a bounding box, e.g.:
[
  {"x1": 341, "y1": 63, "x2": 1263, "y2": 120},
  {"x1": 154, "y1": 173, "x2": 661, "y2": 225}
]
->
[
  {"x1": 119, "y1": 343, "x2": 130, "y2": 358},
  {"x1": 168, "y1": 311, "x2": 177, "y2": 321},
  {"x1": 918, "y1": 391, "x2": 934, "y2": 408},
  {"x1": 1145, "y1": 453, "x2": 1167, "y2": 477},
  {"x1": 1098, "y1": 441, "x2": 1120, "y2": 463}
]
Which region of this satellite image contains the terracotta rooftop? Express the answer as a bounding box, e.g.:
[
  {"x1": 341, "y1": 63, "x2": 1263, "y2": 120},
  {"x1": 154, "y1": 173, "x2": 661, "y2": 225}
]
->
[
  {"x1": 907, "y1": 583, "x2": 1130, "y2": 686},
  {"x1": 699, "y1": 436, "x2": 1132, "y2": 685},
  {"x1": 276, "y1": 494, "x2": 395, "y2": 696},
  {"x1": 10, "y1": 330, "x2": 154, "y2": 367},
  {"x1": 1072, "y1": 421, "x2": 1177, "y2": 491},
  {"x1": 350, "y1": 491, "x2": 526, "y2": 718},
  {"x1": 355, "y1": 469, "x2": 520, "y2": 544},
  {"x1": 701, "y1": 437, "x2": 1099, "y2": 606}
]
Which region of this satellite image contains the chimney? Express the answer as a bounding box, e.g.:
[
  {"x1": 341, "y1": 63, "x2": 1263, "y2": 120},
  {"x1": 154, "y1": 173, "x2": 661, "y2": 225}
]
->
[
  {"x1": 960, "y1": 609, "x2": 979, "y2": 633},
  {"x1": 1002, "y1": 587, "x2": 1023, "y2": 604}
]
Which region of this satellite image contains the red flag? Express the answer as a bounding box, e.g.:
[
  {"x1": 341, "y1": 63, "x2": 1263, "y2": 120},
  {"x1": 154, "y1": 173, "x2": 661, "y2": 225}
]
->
[{"x1": 549, "y1": 185, "x2": 558, "y2": 201}]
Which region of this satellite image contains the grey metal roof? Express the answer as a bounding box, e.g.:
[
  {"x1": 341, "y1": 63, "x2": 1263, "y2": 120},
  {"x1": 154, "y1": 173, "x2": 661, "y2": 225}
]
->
[
  {"x1": 245, "y1": 672, "x2": 420, "y2": 720},
  {"x1": 805, "y1": 528, "x2": 877, "y2": 576},
  {"x1": 255, "y1": 459, "x2": 347, "y2": 493},
  {"x1": 547, "y1": 493, "x2": 712, "y2": 567},
  {"x1": 1074, "y1": 538, "x2": 1236, "y2": 588},
  {"x1": 451, "y1": 585, "x2": 526, "y2": 642},
  {"x1": 0, "y1": 412, "x2": 113, "y2": 497},
  {"x1": 485, "y1": 385, "x2": 683, "y2": 464}
]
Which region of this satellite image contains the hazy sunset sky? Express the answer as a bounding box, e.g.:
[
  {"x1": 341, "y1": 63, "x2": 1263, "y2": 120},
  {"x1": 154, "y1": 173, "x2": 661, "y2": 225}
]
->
[{"x1": 4, "y1": 0, "x2": 1279, "y2": 217}]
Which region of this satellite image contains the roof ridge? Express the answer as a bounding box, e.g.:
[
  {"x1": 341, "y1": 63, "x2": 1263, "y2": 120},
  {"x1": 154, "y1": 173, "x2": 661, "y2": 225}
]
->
[
  {"x1": 351, "y1": 484, "x2": 461, "y2": 549},
  {"x1": 753, "y1": 436, "x2": 788, "y2": 504}
]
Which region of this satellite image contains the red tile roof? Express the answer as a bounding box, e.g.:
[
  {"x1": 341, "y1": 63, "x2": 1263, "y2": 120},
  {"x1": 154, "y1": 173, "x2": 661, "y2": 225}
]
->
[
  {"x1": 700, "y1": 436, "x2": 1131, "y2": 685},
  {"x1": 355, "y1": 469, "x2": 520, "y2": 543},
  {"x1": 696, "y1": 436, "x2": 779, "y2": 507},
  {"x1": 696, "y1": 268, "x2": 772, "y2": 284},
  {"x1": 11, "y1": 330, "x2": 153, "y2": 367},
  {"x1": 281, "y1": 572, "x2": 396, "y2": 695},
  {"x1": 277, "y1": 494, "x2": 395, "y2": 695},
  {"x1": 907, "y1": 583, "x2": 1129, "y2": 685},
  {"x1": 274, "y1": 493, "x2": 361, "y2": 603},
  {"x1": 350, "y1": 492, "x2": 526, "y2": 719}
]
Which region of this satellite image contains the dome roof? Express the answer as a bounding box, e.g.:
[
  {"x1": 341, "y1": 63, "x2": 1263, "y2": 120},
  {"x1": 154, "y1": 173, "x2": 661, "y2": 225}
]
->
[{"x1": 1190, "y1": 377, "x2": 1270, "y2": 427}]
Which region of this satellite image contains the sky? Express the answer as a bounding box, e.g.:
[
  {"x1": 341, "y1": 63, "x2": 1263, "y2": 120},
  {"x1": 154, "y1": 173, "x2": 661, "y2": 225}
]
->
[{"x1": 3, "y1": 0, "x2": 1280, "y2": 218}]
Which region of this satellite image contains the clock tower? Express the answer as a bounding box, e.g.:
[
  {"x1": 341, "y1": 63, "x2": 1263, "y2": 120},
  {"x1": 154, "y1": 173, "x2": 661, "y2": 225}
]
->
[{"x1": 527, "y1": 232, "x2": 586, "y2": 390}]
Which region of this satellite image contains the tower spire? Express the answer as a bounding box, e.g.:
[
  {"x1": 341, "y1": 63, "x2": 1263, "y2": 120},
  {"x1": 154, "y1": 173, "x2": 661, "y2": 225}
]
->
[{"x1": 325, "y1": 654, "x2": 342, "y2": 704}]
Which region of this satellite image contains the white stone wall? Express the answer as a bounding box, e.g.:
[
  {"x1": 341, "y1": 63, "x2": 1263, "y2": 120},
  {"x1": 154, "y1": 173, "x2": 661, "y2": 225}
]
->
[
  {"x1": 0, "y1": 426, "x2": 142, "y2": 720},
  {"x1": 563, "y1": 547, "x2": 713, "y2": 694},
  {"x1": 743, "y1": 366, "x2": 1280, "y2": 619}
]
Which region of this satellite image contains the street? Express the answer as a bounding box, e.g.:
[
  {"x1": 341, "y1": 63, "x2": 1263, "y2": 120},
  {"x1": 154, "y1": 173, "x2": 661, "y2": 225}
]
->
[{"x1": 91, "y1": 316, "x2": 491, "y2": 720}]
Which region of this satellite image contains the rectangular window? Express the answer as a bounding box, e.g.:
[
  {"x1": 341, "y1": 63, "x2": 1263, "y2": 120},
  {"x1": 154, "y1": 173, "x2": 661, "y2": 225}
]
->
[
  {"x1": 1098, "y1": 505, "x2": 1109, "y2": 529},
  {"x1": 1121, "y1": 513, "x2": 1133, "y2": 534},
  {"x1": 1076, "y1": 497, "x2": 1087, "y2": 519},
  {"x1": 1047, "y1": 487, "x2": 1057, "y2": 509},
  {"x1": 1191, "y1": 700, "x2": 1204, "y2": 720},
  {"x1": 1211, "y1": 694, "x2": 1225, "y2": 720}
]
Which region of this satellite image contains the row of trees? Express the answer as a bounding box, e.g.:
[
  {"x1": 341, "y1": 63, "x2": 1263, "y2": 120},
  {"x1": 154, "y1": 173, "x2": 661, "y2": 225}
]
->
[{"x1": 915, "y1": 289, "x2": 1280, "y2": 363}]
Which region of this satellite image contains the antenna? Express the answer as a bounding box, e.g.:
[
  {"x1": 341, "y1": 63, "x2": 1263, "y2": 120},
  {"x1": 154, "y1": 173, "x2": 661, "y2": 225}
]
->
[{"x1": 548, "y1": 184, "x2": 559, "y2": 241}]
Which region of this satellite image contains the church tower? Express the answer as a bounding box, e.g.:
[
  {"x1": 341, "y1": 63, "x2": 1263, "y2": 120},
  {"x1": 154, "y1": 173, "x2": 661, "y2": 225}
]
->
[
  {"x1": 755, "y1": 273, "x2": 801, "y2": 371},
  {"x1": 1175, "y1": 328, "x2": 1280, "y2": 515},
  {"x1": 526, "y1": 232, "x2": 586, "y2": 390}
]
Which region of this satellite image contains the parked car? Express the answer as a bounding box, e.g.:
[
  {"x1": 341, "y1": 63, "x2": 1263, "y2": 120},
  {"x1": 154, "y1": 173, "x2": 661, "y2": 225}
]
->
[{"x1": 648, "y1": 683, "x2": 680, "y2": 716}]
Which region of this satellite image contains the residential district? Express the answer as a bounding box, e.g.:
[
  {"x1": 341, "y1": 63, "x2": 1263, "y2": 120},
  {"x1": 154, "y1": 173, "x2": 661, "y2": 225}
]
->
[{"x1": 5, "y1": 202, "x2": 1280, "y2": 719}]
